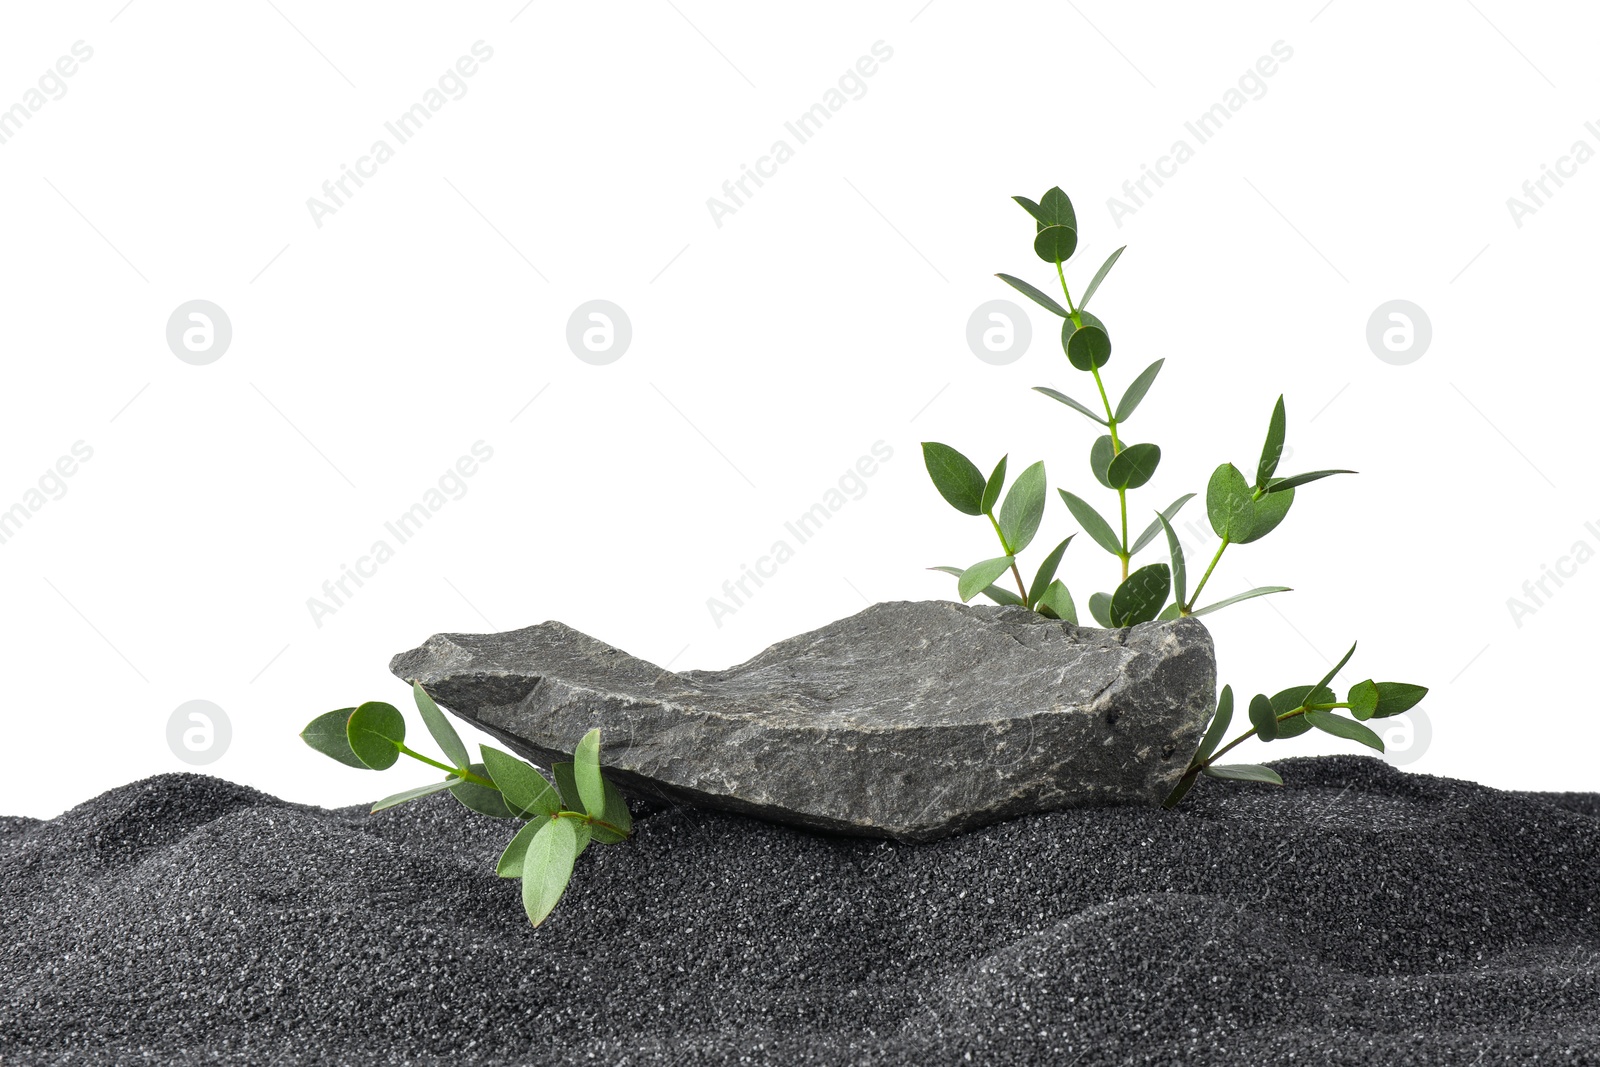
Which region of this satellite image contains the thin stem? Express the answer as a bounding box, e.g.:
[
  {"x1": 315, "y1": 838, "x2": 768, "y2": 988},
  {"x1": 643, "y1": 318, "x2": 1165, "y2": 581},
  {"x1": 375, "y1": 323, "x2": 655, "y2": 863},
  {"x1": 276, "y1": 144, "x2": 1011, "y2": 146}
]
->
[
  {"x1": 1185, "y1": 536, "x2": 1229, "y2": 614},
  {"x1": 551, "y1": 809, "x2": 630, "y2": 840},
  {"x1": 397, "y1": 744, "x2": 493, "y2": 788},
  {"x1": 987, "y1": 512, "x2": 1029, "y2": 603},
  {"x1": 1055, "y1": 259, "x2": 1078, "y2": 316}
]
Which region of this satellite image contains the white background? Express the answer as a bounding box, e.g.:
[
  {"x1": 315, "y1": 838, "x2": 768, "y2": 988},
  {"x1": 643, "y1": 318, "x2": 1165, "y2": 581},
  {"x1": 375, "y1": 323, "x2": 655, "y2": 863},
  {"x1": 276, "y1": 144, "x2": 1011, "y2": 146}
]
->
[{"x1": 1, "y1": 1, "x2": 1593, "y2": 818}]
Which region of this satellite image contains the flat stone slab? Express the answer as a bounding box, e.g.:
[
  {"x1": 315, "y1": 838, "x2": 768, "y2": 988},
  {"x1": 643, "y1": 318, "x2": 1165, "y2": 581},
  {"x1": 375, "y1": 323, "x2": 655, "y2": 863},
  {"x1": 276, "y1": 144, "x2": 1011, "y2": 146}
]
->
[{"x1": 389, "y1": 601, "x2": 1215, "y2": 841}]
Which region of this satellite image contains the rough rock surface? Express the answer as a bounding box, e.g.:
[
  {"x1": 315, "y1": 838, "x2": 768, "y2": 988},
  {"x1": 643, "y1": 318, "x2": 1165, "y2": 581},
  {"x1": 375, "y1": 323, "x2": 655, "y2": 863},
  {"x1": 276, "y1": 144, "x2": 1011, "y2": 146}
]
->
[
  {"x1": 3, "y1": 758, "x2": 1598, "y2": 1065},
  {"x1": 389, "y1": 600, "x2": 1216, "y2": 841}
]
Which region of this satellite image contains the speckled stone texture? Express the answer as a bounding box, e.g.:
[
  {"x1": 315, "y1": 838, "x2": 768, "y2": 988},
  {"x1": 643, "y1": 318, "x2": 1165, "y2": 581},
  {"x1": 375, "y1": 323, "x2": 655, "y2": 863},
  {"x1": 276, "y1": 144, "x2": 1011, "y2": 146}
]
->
[
  {"x1": 2, "y1": 757, "x2": 1597, "y2": 1065},
  {"x1": 388, "y1": 601, "x2": 1216, "y2": 841}
]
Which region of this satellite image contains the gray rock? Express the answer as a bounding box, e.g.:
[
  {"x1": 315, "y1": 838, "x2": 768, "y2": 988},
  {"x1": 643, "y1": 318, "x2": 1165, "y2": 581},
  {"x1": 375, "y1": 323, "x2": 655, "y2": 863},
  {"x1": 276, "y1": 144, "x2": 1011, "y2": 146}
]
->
[{"x1": 389, "y1": 601, "x2": 1215, "y2": 842}]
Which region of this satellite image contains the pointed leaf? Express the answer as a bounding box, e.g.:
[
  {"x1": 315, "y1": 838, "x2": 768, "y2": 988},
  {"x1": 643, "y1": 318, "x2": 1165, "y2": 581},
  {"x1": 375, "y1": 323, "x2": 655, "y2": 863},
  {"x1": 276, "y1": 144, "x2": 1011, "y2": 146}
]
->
[
  {"x1": 1088, "y1": 592, "x2": 1114, "y2": 628},
  {"x1": 1249, "y1": 693, "x2": 1279, "y2": 742},
  {"x1": 301, "y1": 709, "x2": 367, "y2": 769},
  {"x1": 996, "y1": 273, "x2": 1070, "y2": 317},
  {"x1": 933, "y1": 566, "x2": 1025, "y2": 607},
  {"x1": 1347, "y1": 679, "x2": 1380, "y2": 721},
  {"x1": 413, "y1": 683, "x2": 469, "y2": 771},
  {"x1": 346, "y1": 701, "x2": 405, "y2": 771},
  {"x1": 1106, "y1": 443, "x2": 1161, "y2": 490},
  {"x1": 1305, "y1": 709, "x2": 1384, "y2": 751},
  {"x1": 1062, "y1": 311, "x2": 1111, "y2": 371},
  {"x1": 1037, "y1": 186, "x2": 1077, "y2": 229},
  {"x1": 1203, "y1": 763, "x2": 1284, "y2": 785},
  {"x1": 1059, "y1": 489, "x2": 1123, "y2": 557},
  {"x1": 1270, "y1": 686, "x2": 1333, "y2": 739},
  {"x1": 1257, "y1": 396, "x2": 1287, "y2": 488},
  {"x1": 1190, "y1": 586, "x2": 1292, "y2": 616},
  {"x1": 958, "y1": 556, "x2": 1016, "y2": 602},
  {"x1": 1205, "y1": 463, "x2": 1255, "y2": 541},
  {"x1": 481, "y1": 745, "x2": 561, "y2": 818},
  {"x1": 1012, "y1": 194, "x2": 1046, "y2": 227},
  {"x1": 981, "y1": 455, "x2": 1008, "y2": 515},
  {"x1": 1035, "y1": 579, "x2": 1077, "y2": 624},
  {"x1": 1372, "y1": 682, "x2": 1428, "y2": 718},
  {"x1": 1033, "y1": 386, "x2": 1108, "y2": 426},
  {"x1": 1028, "y1": 537, "x2": 1075, "y2": 607},
  {"x1": 450, "y1": 763, "x2": 518, "y2": 819},
  {"x1": 371, "y1": 778, "x2": 457, "y2": 812},
  {"x1": 1313, "y1": 642, "x2": 1359, "y2": 698},
  {"x1": 998, "y1": 460, "x2": 1047, "y2": 553},
  {"x1": 1233, "y1": 486, "x2": 1294, "y2": 544},
  {"x1": 574, "y1": 728, "x2": 606, "y2": 822},
  {"x1": 572, "y1": 820, "x2": 593, "y2": 859},
  {"x1": 1195, "y1": 686, "x2": 1234, "y2": 764},
  {"x1": 598, "y1": 778, "x2": 633, "y2": 838},
  {"x1": 1157, "y1": 602, "x2": 1182, "y2": 620},
  {"x1": 1130, "y1": 494, "x2": 1196, "y2": 555},
  {"x1": 922, "y1": 442, "x2": 987, "y2": 516},
  {"x1": 496, "y1": 814, "x2": 552, "y2": 877},
  {"x1": 1264, "y1": 470, "x2": 1355, "y2": 493},
  {"x1": 552, "y1": 762, "x2": 581, "y2": 810},
  {"x1": 1114, "y1": 359, "x2": 1164, "y2": 423},
  {"x1": 1089, "y1": 435, "x2": 1116, "y2": 489},
  {"x1": 1034, "y1": 224, "x2": 1078, "y2": 263},
  {"x1": 521, "y1": 817, "x2": 578, "y2": 927},
  {"x1": 1158, "y1": 512, "x2": 1186, "y2": 609},
  {"x1": 1111, "y1": 563, "x2": 1170, "y2": 627},
  {"x1": 1079, "y1": 245, "x2": 1127, "y2": 310}
]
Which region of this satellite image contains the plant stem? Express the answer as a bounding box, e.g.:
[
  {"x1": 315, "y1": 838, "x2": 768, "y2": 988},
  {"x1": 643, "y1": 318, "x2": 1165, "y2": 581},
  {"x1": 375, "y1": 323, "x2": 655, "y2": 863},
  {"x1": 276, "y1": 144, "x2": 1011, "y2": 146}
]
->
[
  {"x1": 1058, "y1": 258, "x2": 1129, "y2": 582},
  {"x1": 1055, "y1": 259, "x2": 1078, "y2": 316},
  {"x1": 987, "y1": 512, "x2": 1030, "y2": 603},
  {"x1": 552, "y1": 809, "x2": 630, "y2": 839},
  {"x1": 1187, "y1": 700, "x2": 1345, "y2": 774},
  {"x1": 1185, "y1": 536, "x2": 1229, "y2": 614},
  {"x1": 397, "y1": 744, "x2": 493, "y2": 788}
]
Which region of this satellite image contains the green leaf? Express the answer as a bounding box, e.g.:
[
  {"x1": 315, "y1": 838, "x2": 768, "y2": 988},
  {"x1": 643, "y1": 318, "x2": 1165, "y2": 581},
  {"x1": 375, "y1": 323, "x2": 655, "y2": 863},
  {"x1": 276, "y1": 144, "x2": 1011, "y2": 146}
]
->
[
  {"x1": 1089, "y1": 435, "x2": 1116, "y2": 489},
  {"x1": 1372, "y1": 682, "x2": 1428, "y2": 718},
  {"x1": 1157, "y1": 603, "x2": 1182, "y2": 620},
  {"x1": 521, "y1": 817, "x2": 579, "y2": 927},
  {"x1": 1305, "y1": 709, "x2": 1384, "y2": 751},
  {"x1": 574, "y1": 728, "x2": 606, "y2": 822},
  {"x1": 1130, "y1": 494, "x2": 1196, "y2": 555},
  {"x1": 995, "y1": 273, "x2": 1070, "y2": 317},
  {"x1": 1233, "y1": 487, "x2": 1294, "y2": 545},
  {"x1": 1062, "y1": 311, "x2": 1111, "y2": 371},
  {"x1": 597, "y1": 778, "x2": 634, "y2": 839},
  {"x1": 1195, "y1": 686, "x2": 1234, "y2": 764},
  {"x1": 346, "y1": 701, "x2": 405, "y2": 771},
  {"x1": 1203, "y1": 763, "x2": 1283, "y2": 785},
  {"x1": 1114, "y1": 359, "x2": 1164, "y2": 423},
  {"x1": 371, "y1": 778, "x2": 457, "y2": 812},
  {"x1": 1205, "y1": 463, "x2": 1255, "y2": 541},
  {"x1": 1035, "y1": 579, "x2": 1077, "y2": 623},
  {"x1": 1111, "y1": 563, "x2": 1170, "y2": 627},
  {"x1": 450, "y1": 763, "x2": 519, "y2": 818},
  {"x1": 1059, "y1": 489, "x2": 1123, "y2": 557},
  {"x1": 1079, "y1": 245, "x2": 1127, "y2": 310},
  {"x1": 552, "y1": 762, "x2": 581, "y2": 810},
  {"x1": 1028, "y1": 537, "x2": 1074, "y2": 607},
  {"x1": 496, "y1": 814, "x2": 552, "y2": 877},
  {"x1": 1157, "y1": 513, "x2": 1186, "y2": 609},
  {"x1": 1032, "y1": 386, "x2": 1108, "y2": 426},
  {"x1": 1190, "y1": 586, "x2": 1291, "y2": 616},
  {"x1": 1257, "y1": 396, "x2": 1287, "y2": 489},
  {"x1": 930, "y1": 566, "x2": 1020, "y2": 607},
  {"x1": 1347, "y1": 679, "x2": 1380, "y2": 721},
  {"x1": 1088, "y1": 592, "x2": 1114, "y2": 628},
  {"x1": 1107, "y1": 443, "x2": 1161, "y2": 490},
  {"x1": 1264, "y1": 469, "x2": 1355, "y2": 493},
  {"x1": 301, "y1": 709, "x2": 367, "y2": 769},
  {"x1": 1034, "y1": 224, "x2": 1078, "y2": 263},
  {"x1": 1012, "y1": 194, "x2": 1046, "y2": 227},
  {"x1": 481, "y1": 745, "x2": 561, "y2": 818},
  {"x1": 1313, "y1": 642, "x2": 1359, "y2": 698},
  {"x1": 1037, "y1": 186, "x2": 1076, "y2": 229},
  {"x1": 921, "y1": 442, "x2": 987, "y2": 516},
  {"x1": 981, "y1": 455, "x2": 1008, "y2": 515},
  {"x1": 998, "y1": 461, "x2": 1048, "y2": 554},
  {"x1": 412, "y1": 683, "x2": 469, "y2": 771},
  {"x1": 1249, "y1": 692, "x2": 1279, "y2": 742},
  {"x1": 1270, "y1": 686, "x2": 1334, "y2": 740},
  {"x1": 572, "y1": 820, "x2": 594, "y2": 860},
  {"x1": 959, "y1": 556, "x2": 1016, "y2": 602}
]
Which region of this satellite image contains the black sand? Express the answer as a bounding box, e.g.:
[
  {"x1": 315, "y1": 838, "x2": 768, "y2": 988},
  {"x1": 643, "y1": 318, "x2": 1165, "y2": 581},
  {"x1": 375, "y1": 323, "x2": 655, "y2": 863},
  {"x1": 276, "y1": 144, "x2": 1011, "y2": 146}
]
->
[{"x1": 2, "y1": 756, "x2": 1597, "y2": 1065}]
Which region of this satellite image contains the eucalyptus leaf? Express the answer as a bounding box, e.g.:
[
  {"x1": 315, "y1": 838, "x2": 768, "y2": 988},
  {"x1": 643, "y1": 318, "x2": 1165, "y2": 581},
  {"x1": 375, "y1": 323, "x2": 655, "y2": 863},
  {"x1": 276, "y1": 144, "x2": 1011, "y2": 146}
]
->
[
  {"x1": 1195, "y1": 686, "x2": 1234, "y2": 764},
  {"x1": 1249, "y1": 692, "x2": 1279, "y2": 742},
  {"x1": 1189, "y1": 586, "x2": 1291, "y2": 616},
  {"x1": 1032, "y1": 386, "x2": 1108, "y2": 426},
  {"x1": 1205, "y1": 463, "x2": 1255, "y2": 542},
  {"x1": 958, "y1": 556, "x2": 1016, "y2": 602},
  {"x1": 1089, "y1": 435, "x2": 1116, "y2": 489},
  {"x1": 996, "y1": 273, "x2": 1070, "y2": 317},
  {"x1": 1062, "y1": 312, "x2": 1111, "y2": 371},
  {"x1": 1079, "y1": 245, "x2": 1127, "y2": 310},
  {"x1": 412, "y1": 683, "x2": 470, "y2": 771},
  {"x1": 931, "y1": 567, "x2": 1022, "y2": 607},
  {"x1": 496, "y1": 815, "x2": 552, "y2": 877},
  {"x1": 1158, "y1": 512, "x2": 1186, "y2": 609},
  {"x1": 552, "y1": 762, "x2": 580, "y2": 810},
  {"x1": 1110, "y1": 563, "x2": 1170, "y2": 627},
  {"x1": 1059, "y1": 490, "x2": 1123, "y2": 557},
  {"x1": 1264, "y1": 469, "x2": 1355, "y2": 493},
  {"x1": 1088, "y1": 592, "x2": 1114, "y2": 628},
  {"x1": 598, "y1": 779, "x2": 634, "y2": 838},
  {"x1": 301, "y1": 708, "x2": 366, "y2": 769},
  {"x1": 481, "y1": 745, "x2": 561, "y2": 818},
  {"x1": 1305, "y1": 709, "x2": 1384, "y2": 751},
  {"x1": 921, "y1": 442, "x2": 987, "y2": 516},
  {"x1": 1034, "y1": 223, "x2": 1078, "y2": 263},
  {"x1": 1106, "y1": 442, "x2": 1161, "y2": 490},
  {"x1": 1035, "y1": 579, "x2": 1077, "y2": 623},
  {"x1": 1257, "y1": 395, "x2": 1287, "y2": 488},
  {"x1": 574, "y1": 729, "x2": 606, "y2": 822},
  {"x1": 521, "y1": 817, "x2": 579, "y2": 927},
  {"x1": 371, "y1": 778, "x2": 456, "y2": 813},
  {"x1": 1114, "y1": 359, "x2": 1164, "y2": 423},
  {"x1": 998, "y1": 461, "x2": 1047, "y2": 554},
  {"x1": 1037, "y1": 186, "x2": 1076, "y2": 230},
  {"x1": 1129, "y1": 494, "x2": 1196, "y2": 555},
  {"x1": 1012, "y1": 194, "x2": 1045, "y2": 227},
  {"x1": 1313, "y1": 642, "x2": 1359, "y2": 697},
  {"x1": 1347, "y1": 679, "x2": 1381, "y2": 721},
  {"x1": 346, "y1": 701, "x2": 405, "y2": 771},
  {"x1": 1028, "y1": 537, "x2": 1075, "y2": 607},
  {"x1": 1372, "y1": 682, "x2": 1428, "y2": 718},
  {"x1": 450, "y1": 763, "x2": 519, "y2": 819},
  {"x1": 981, "y1": 455, "x2": 1008, "y2": 515},
  {"x1": 1203, "y1": 764, "x2": 1283, "y2": 785},
  {"x1": 1232, "y1": 487, "x2": 1294, "y2": 545}
]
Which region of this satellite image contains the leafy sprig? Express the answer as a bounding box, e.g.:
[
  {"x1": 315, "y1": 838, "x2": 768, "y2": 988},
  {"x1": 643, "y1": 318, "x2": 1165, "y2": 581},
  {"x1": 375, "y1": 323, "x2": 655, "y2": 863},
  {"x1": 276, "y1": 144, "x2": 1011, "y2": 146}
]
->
[{"x1": 301, "y1": 683, "x2": 631, "y2": 927}]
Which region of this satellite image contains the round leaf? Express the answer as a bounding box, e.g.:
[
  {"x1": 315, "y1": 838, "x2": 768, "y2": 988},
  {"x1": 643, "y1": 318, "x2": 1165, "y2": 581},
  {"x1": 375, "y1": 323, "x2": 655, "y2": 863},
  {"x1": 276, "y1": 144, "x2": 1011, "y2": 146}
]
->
[
  {"x1": 1033, "y1": 224, "x2": 1079, "y2": 263},
  {"x1": 1347, "y1": 679, "x2": 1381, "y2": 721},
  {"x1": 1088, "y1": 592, "x2": 1114, "y2": 628},
  {"x1": 1233, "y1": 487, "x2": 1294, "y2": 545},
  {"x1": 1205, "y1": 463, "x2": 1255, "y2": 541},
  {"x1": 301, "y1": 708, "x2": 367, "y2": 769},
  {"x1": 1248, "y1": 693, "x2": 1279, "y2": 742},
  {"x1": 1110, "y1": 563, "x2": 1170, "y2": 627},
  {"x1": 1037, "y1": 186, "x2": 1077, "y2": 230},
  {"x1": 346, "y1": 701, "x2": 405, "y2": 770},
  {"x1": 1107, "y1": 443, "x2": 1161, "y2": 490},
  {"x1": 1062, "y1": 312, "x2": 1111, "y2": 371},
  {"x1": 1089, "y1": 435, "x2": 1116, "y2": 489}
]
